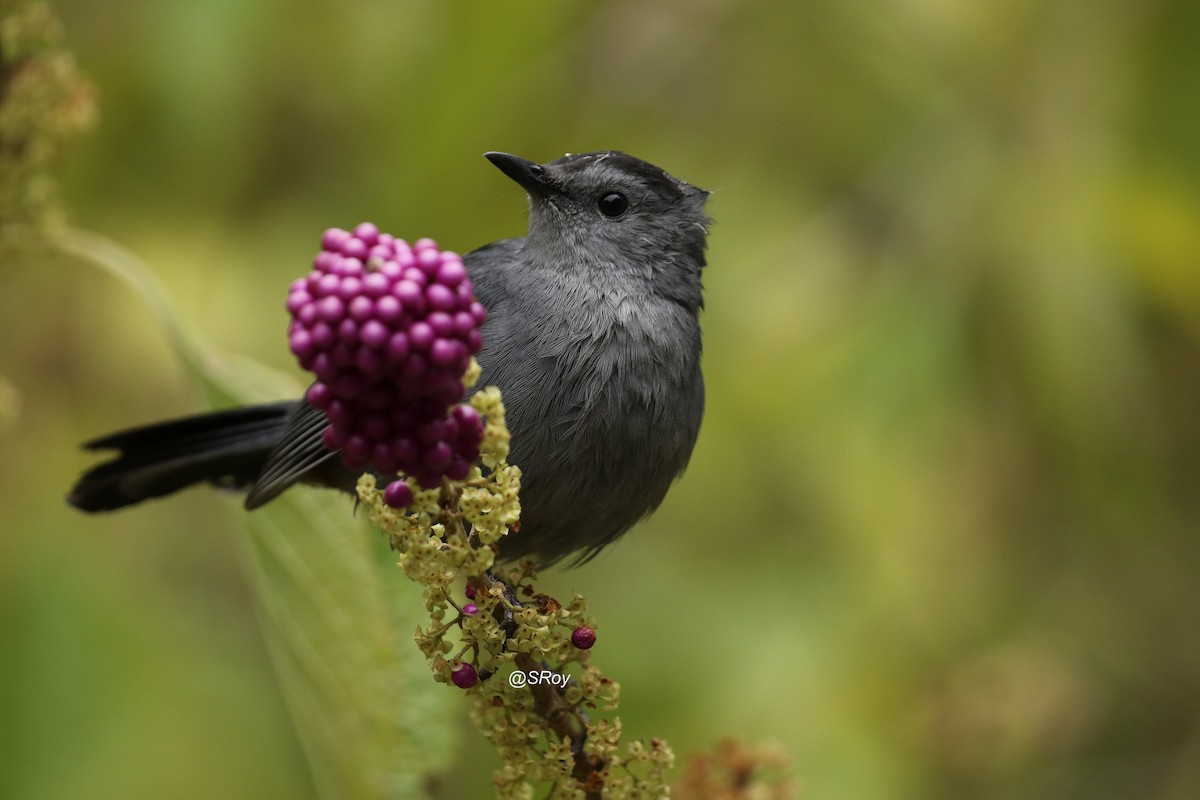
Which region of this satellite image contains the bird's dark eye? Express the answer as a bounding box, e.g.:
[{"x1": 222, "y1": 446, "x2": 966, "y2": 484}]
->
[{"x1": 598, "y1": 192, "x2": 628, "y2": 217}]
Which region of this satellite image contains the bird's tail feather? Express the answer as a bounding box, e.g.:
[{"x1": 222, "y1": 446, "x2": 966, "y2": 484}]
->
[{"x1": 68, "y1": 402, "x2": 296, "y2": 512}]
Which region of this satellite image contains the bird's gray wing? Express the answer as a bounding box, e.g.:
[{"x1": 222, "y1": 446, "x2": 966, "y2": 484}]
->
[{"x1": 463, "y1": 237, "x2": 522, "y2": 307}]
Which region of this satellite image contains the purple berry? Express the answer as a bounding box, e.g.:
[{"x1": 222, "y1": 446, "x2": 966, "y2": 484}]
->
[
  {"x1": 457, "y1": 442, "x2": 481, "y2": 463},
  {"x1": 286, "y1": 290, "x2": 312, "y2": 313},
  {"x1": 445, "y1": 458, "x2": 471, "y2": 481},
  {"x1": 353, "y1": 222, "x2": 379, "y2": 244},
  {"x1": 424, "y1": 441, "x2": 453, "y2": 472},
  {"x1": 452, "y1": 404, "x2": 480, "y2": 428},
  {"x1": 362, "y1": 272, "x2": 389, "y2": 297},
  {"x1": 393, "y1": 279, "x2": 424, "y2": 310},
  {"x1": 342, "y1": 237, "x2": 368, "y2": 260},
  {"x1": 358, "y1": 384, "x2": 393, "y2": 409},
  {"x1": 402, "y1": 266, "x2": 428, "y2": 286},
  {"x1": 451, "y1": 662, "x2": 478, "y2": 689},
  {"x1": 310, "y1": 353, "x2": 336, "y2": 382},
  {"x1": 336, "y1": 318, "x2": 359, "y2": 343},
  {"x1": 309, "y1": 322, "x2": 334, "y2": 348},
  {"x1": 571, "y1": 626, "x2": 597, "y2": 650},
  {"x1": 426, "y1": 283, "x2": 456, "y2": 311},
  {"x1": 317, "y1": 295, "x2": 345, "y2": 323},
  {"x1": 462, "y1": 602, "x2": 477, "y2": 616},
  {"x1": 289, "y1": 329, "x2": 314, "y2": 359},
  {"x1": 390, "y1": 408, "x2": 417, "y2": 431},
  {"x1": 370, "y1": 447, "x2": 396, "y2": 474},
  {"x1": 321, "y1": 426, "x2": 344, "y2": 450},
  {"x1": 408, "y1": 321, "x2": 434, "y2": 351},
  {"x1": 326, "y1": 399, "x2": 353, "y2": 428},
  {"x1": 400, "y1": 353, "x2": 427, "y2": 380},
  {"x1": 454, "y1": 283, "x2": 474, "y2": 309},
  {"x1": 427, "y1": 311, "x2": 454, "y2": 338},
  {"x1": 416, "y1": 419, "x2": 446, "y2": 446},
  {"x1": 391, "y1": 436, "x2": 419, "y2": 464},
  {"x1": 337, "y1": 276, "x2": 363, "y2": 300},
  {"x1": 374, "y1": 295, "x2": 402, "y2": 323},
  {"x1": 431, "y1": 382, "x2": 463, "y2": 407},
  {"x1": 466, "y1": 329, "x2": 483, "y2": 354},
  {"x1": 360, "y1": 319, "x2": 389, "y2": 349},
  {"x1": 416, "y1": 246, "x2": 441, "y2": 272},
  {"x1": 354, "y1": 347, "x2": 383, "y2": 376},
  {"x1": 385, "y1": 332, "x2": 410, "y2": 363},
  {"x1": 415, "y1": 471, "x2": 441, "y2": 490},
  {"x1": 383, "y1": 480, "x2": 413, "y2": 509},
  {"x1": 331, "y1": 343, "x2": 357, "y2": 368},
  {"x1": 321, "y1": 228, "x2": 350, "y2": 251},
  {"x1": 470, "y1": 302, "x2": 487, "y2": 325},
  {"x1": 297, "y1": 302, "x2": 318, "y2": 326},
  {"x1": 360, "y1": 412, "x2": 391, "y2": 441},
  {"x1": 452, "y1": 311, "x2": 477, "y2": 336},
  {"x1": 316, "y1": 273, "x2": 341, "y2": 296},
  {"x1": 334, "y1": 370, "x2": 364, "y2": 397},
  {"x1": 429, "y1": 338, "x2": 460, "y2": 366},
  {"x1": 306, "y1": 382, "x2": 332, "y2": 409},
  {"x1": 465, "y1": 584, "x2": 477, "y2": 599},
  {"x1": 313, "y1": 252, "x2": 336, "y2": 273},
  {"x1": 342, "y1": 434, "x2": 370, "y2": 465},
  {"x1": 437, "y1": 258, "x2": 467, "y2": 287},
  {"x1": 347, "y1": 295, "x2": 374, "y2": 321}
]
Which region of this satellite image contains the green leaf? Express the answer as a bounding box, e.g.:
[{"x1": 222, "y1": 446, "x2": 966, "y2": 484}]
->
[{"x1": 54, "y1": 227, "x2": 457, "y2": 799}]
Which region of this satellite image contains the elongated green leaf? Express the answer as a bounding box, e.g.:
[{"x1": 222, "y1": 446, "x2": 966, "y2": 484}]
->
[{"x1": 55, "y1": 227, "x2": 456, "y2": 799}]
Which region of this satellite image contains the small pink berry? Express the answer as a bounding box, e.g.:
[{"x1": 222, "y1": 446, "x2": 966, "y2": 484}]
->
[
  {"x1": 462, "y1": 603, "x2": 478, "y2": 616},
  {"x1": 571, "y1": 626, "x2": 597, "y2": 650},
  {"x1": 321, "y1": 228, "x2": 350, "y2": 251},
  {"x1": 341, "y1": 237, "x2": 368, "y2": 260},
  {"x1": 451, "y1": 662, "x2": 478, "y2": 689},
  {"x1": 353, "y1": 222, "x2": 379, "y2": 244},
  {"x1": 383, "y1": 480, "x2": 413, "y2": 509},
  {"x1": 306, "y1": 382, "x2": 332, "y2": 409},
  {"x1": 426, "y1": 283, "x2": 457, "y2": 311},
  {"x1": 437, "y1": 259, "x2": 467, "y2": 287}
]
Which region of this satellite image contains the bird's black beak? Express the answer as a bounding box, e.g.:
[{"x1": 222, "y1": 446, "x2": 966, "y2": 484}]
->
[{"x1": 485, "y1": 152, "x2": 555, "y2": 196}]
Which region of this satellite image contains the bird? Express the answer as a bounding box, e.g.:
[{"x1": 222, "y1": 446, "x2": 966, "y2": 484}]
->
[{"x1": 68, "y1": 151, "x2": 712, "y2": 566}]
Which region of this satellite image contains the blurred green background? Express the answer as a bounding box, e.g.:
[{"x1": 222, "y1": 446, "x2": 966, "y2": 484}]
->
[{"x1": 3, "y1": 0, "x2": 1200, "y2": 798}]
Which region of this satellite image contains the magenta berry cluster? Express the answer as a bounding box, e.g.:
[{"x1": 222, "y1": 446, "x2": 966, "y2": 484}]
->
[{"x1": 286, "y1": 223, "x2": 487, "y2": 499}]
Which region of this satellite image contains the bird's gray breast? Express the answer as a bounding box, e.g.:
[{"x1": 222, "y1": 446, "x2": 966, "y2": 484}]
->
[{"x1": 485, "y1": 279, "x2": 703, "y2": 562}]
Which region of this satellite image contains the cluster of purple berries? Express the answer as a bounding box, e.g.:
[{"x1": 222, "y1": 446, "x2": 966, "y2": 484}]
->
[{"x1": 286, "y1": 223, "x2": 487, "y2": 505}]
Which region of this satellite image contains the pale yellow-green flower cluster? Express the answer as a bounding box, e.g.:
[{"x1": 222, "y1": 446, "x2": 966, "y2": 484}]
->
[{"x1": 355, "y1": 377, "x2": 679, "y2": 798}]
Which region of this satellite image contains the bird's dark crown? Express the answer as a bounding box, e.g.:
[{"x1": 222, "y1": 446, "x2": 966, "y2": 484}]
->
[{"x1": 539, "y1": 151, "x2": 709, "y2": 216}]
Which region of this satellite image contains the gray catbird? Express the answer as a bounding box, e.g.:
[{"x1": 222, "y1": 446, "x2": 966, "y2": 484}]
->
[{"x1": 68, "y1": 151, "x2": 711, "y2": 566}]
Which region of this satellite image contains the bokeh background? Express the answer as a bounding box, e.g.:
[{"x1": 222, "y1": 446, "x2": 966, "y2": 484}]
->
[{"x1": 3, "y1": 0, "x2": 1199, "y2": 798}]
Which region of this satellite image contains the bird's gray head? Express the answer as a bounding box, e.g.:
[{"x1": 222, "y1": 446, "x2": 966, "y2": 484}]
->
[{"x1": 486, "y1": 151, "x2": 711, "y2": 310}]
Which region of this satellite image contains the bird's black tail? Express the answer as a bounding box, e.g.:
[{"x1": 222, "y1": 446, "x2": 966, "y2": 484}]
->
[{"x1": 68, "y1": 402, "x2": 297, "y2": 512}]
